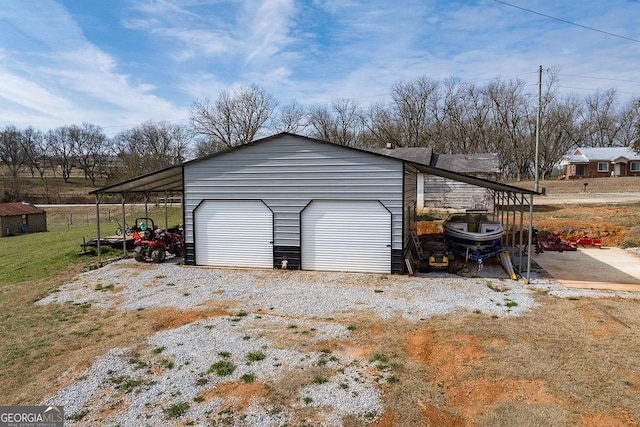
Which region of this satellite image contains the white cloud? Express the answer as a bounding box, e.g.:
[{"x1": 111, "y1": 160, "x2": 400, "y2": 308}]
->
[
  {"x1": 242, "y1": 0, "x2": 297, "y2": 64},
  {"x1": 0, "y1": 0, "x2": 186, "y2": 135}
]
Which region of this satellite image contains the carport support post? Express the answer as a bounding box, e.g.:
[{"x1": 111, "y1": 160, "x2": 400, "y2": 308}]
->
[
  {"x1": 518, "y1": 194, "x2": 525, "y2": 272},
  {"x1": 121, "y1": 195, "x2": 127, "y2": 257},
  {"x1": 144, "y1": 193, "x2": 149, "y2": 219},
  {"x1": 164, "y1": 191, "x2": 168, "y2": 229},
  {"x1": 95, "y1": 194, "x2": 102, "y2": 266},
  {"x1": 526, "y1": 194, "x2": 534, "y2": 283}
]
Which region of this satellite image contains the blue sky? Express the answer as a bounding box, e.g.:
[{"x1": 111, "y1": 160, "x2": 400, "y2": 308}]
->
[{"x1": 1, "y1": 0, "x2": 639, "y2": 136}]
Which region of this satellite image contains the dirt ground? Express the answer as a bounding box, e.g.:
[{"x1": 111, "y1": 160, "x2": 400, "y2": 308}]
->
[{"x1": 12, "y1": 274, "x2": 640, "y2": 427}]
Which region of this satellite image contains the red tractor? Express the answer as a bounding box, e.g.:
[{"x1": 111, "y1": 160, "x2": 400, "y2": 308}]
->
[{"x1": 133, "y1": 218, "x2": 184, "y2": 263}]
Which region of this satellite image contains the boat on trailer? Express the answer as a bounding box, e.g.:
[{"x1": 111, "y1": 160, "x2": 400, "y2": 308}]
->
[{"x1": 443, "y1": 209, "x2": 507, "y2": 271}]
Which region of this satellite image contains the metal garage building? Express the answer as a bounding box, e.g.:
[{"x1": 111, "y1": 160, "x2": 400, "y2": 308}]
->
[
  {"x1": 182, "y1": 134, "x2": 411, "y2": 273},
  {"x1": 91, "y1": 133, "x2": 537, "y2": 277}
]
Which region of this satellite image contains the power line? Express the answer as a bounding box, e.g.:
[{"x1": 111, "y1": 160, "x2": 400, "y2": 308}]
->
[
  {"x1": 493, "y1": 0, "x2": 640, "y2": 43},
  {"x1": 557, "y1": 73, "x2": 640, "y2": 85},
  {"x1": 556, "y1": 85, "x2": 640, "y2": 96}
]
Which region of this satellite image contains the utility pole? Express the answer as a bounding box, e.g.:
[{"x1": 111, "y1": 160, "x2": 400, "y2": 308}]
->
[{"x1": 534, "y1": 65, "x2": 542, "y2": 193}]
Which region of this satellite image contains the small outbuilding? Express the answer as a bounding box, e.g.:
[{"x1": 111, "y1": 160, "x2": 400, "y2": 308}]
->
[
  {"x1": 376, "y1": 147, "x2": 501, "y2": 210},
  {"x1": 0, "y1": 202, "x2": 47, "y2": 236}
]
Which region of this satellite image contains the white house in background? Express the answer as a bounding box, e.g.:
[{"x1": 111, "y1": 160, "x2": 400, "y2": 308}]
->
[{"x1": 561, "y1": 147, "x2": 640, "y2": 178}]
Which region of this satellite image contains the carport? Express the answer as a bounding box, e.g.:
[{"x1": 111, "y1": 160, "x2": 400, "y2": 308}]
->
[
  {"x1": 409, "y1": 164, "x2": 539, "y2": 281},
  {"x1": 90, "y1": 134, "x2": 539, "y2": 281},
  {"x1": 89, "y1": 164, "x2": 183, "y2": 264}
]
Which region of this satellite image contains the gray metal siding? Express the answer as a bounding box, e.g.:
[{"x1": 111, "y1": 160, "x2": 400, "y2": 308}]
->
[{"x1": 183, "y1": 135, "x2": 404, "y2": 258}]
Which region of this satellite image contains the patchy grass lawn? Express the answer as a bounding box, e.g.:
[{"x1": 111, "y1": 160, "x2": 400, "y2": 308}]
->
[{"x1": 0, "y1": 205, "x2": 183, "y2": 403}]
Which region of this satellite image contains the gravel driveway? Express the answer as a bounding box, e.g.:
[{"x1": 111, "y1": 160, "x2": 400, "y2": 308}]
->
[{"x1": 37, "y1": 258, "x2": 639, "y2": 426}]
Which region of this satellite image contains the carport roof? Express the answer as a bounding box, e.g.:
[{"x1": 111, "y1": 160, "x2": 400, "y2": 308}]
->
[
  {"x1": 90, "y1": 133, "x2": 537, "y2": 196},
  {"x1": 89, "y1": 164, "x2": 183, "y2": 195}
]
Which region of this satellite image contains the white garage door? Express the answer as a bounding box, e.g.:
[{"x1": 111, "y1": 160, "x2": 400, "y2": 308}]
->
[
  {"x1": 194, "y1": 200, "x2": 273, "y2": 268},
  {"x1": 302, "y1": 200, "x2": 391, "y2": 273}
]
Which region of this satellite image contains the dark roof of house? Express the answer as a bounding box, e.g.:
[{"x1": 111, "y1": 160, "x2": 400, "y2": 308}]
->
[
  {"x1": 0, "y1": 202, "x2": 45, "y2": 217},
  {"x1": 374, "y1": 147, "x2": 435, "y2": 166},
  {"x1": 376, "y1": 147, "x2": 500, "y2": 174},
  {"x1": 434, "y1": 153, "x2": 501, "y2": 174}
]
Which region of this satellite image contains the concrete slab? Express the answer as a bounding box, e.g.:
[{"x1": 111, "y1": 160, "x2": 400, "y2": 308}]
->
[{"x1": 532, "y1": 247, "x2": 640, "y2": 292}]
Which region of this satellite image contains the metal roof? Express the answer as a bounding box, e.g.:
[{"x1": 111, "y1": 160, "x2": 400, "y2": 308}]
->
[
  {"x1": 90, "y1": 133, "x2": 536, "y2": 196},
  {"x1": 89, "y1": 164, "x2": 183, "y2": 195},
  {"x1": 374, "y1": 147, "x2": 435, "y2": 165},
  {"x1": 0, "y1": 202, "x2": 45, "y2": 217},
  {"x1": 434, "y1": 153, "x2": 500, "y2": 174}
]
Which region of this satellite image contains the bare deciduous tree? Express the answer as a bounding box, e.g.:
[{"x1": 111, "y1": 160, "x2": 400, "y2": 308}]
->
[
  {"x1": 308, "y1": 100, "x2": 364, "y2": 147},
  {"x1": 580, "y1": 89, "x2": 624, "y2": 147},
  {"x1": 0, "y1": 125, "x2": 26, "y2": 200},
  {"x1": 69, "y1": 123, "x2": 108, "y2": 186},
  {"x1": 487, "y1": 78, "x2": 534, "y2": 180},
  {"x1": 111, "y1": 121, "x2": 192, "y2": 180},
  {"x1": 20, "y1": 127, "x2": 46, "y2": 179},
  {"x1": 271, "y1": 101, "x2": 308, "y2": 134},
  {"x1": 615, "y1": 99, "x2": 640, "y2": 147},
  {"x1": 46, "y1": 126, "x2": 75, "y2": 182},
  {"x1": 190, "y1": 85, "x2": 277, "y2": 155},
  {"x1": 391, "y1": 76, "x2": 440, "y2": 148},
  {"x1": 0, "y1": 125, "x2": 26, "y2": 179}
]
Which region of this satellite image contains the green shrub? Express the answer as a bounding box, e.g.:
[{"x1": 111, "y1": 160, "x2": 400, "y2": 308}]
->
[
  {"x1": 246, "y1": 351, "x2": 266, "y2": 362},
  {"x1": 164, "y1": 402, "x2": 189, "y2": 419},
  {"x1": 207, "y1": 360, "x2": 236, "y2": 376},
  {"x1": 240, "y1": 372, "x2": 255, "y2": 383}
]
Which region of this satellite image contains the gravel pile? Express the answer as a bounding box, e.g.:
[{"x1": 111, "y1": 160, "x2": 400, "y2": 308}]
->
[{"x1": 38, "y1": 258, "x2": 638, "y2": 426}]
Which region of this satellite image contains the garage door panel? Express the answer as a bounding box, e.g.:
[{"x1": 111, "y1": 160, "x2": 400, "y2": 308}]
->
[
  {"x1": 195, "y1": 200, "x2": 273, "y2": 268},
  {"x1": 302, "y1": 200, "x2": 391, "y2": 273}
]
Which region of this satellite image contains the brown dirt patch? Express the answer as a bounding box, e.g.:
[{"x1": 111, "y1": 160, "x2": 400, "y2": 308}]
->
[
  {"x1": 419, "y1": 402, "x2": 465, "y2": 426},
  {"x1": 312, "y1": 339, "x2": 375, "y2": 360},
  {"x1": 202, "y1": 381, "x2": 268, "y2": 408},
  {"x1": 405, "y1": 328, "x2": 563, "y2": 422},
  {"x1": 391, "y1": 295, "x2": 640, "y2": 426},
  {"x1": 531, "y1": 211, "x2": 629, "y2": 247},
  {"x1": 148, "y1": 307, "x2": 229, "y2": 331},
  {"x1": 579, "y1": 413, "x2": 640, "y2": 427}
]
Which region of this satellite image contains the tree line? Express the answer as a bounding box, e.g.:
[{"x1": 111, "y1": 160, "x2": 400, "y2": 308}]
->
[{"x1": 1, "y1": 73, "x2": 639, "y2": 202}]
